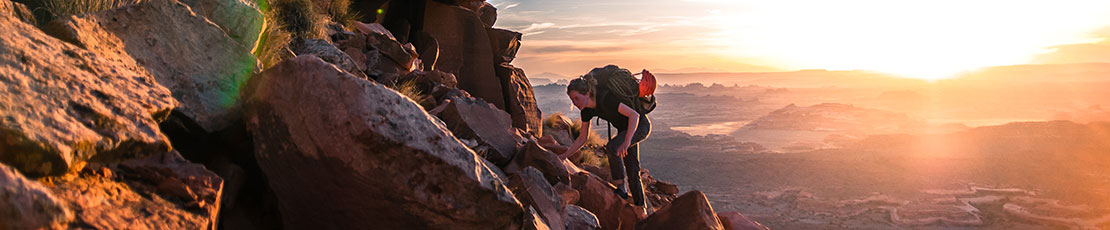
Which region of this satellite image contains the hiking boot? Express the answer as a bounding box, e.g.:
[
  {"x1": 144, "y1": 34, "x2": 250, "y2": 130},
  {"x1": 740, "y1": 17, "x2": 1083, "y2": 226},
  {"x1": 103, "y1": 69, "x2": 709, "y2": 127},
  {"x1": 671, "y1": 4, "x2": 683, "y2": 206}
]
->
[{"x1": 612, "y1": 186, "x2": 630, "y2": 199}]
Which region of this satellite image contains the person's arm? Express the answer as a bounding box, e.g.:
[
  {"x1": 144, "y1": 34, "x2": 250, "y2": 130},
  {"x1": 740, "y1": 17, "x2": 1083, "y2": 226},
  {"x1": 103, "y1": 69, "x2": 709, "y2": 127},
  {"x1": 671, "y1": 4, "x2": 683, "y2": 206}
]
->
[
  {"x1": 615, "y1": 103, "x2": 640, "y2": 158},
  {"x1": 560, "y1": 121, "x2": 592, "y2": 159}
]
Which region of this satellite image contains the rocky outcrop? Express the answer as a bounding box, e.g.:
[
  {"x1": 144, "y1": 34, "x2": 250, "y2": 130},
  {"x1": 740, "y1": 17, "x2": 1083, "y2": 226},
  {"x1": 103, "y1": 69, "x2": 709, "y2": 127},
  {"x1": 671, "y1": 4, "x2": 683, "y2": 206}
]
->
[
  {"x1": 572, "y1": 172, "x2": 646, "y2": 230},
  {"x1": 436, "y1": 96, "x2": 525, "y2": 166},
  {"x1": 636, "y1": 191, "x2": 724, "y2": 230},
  {"x1": 498, "y1": 62, "x2": 543, "y2": 135},
  {"x1": 0, "y1": 164, "x2": 73, "y2": 229},
  {"x1": 509, "y1": 167, "x2": 567, "y2": 230},
  {"x1": 44, "y1": 0, "x2": 259, "y2": 133},
  {"x1": 178, "y1": 0, "x2": 264, "y2": 49},
  {"x1": 49, "y1": 151, "x2": 224, "y2": 229},
  {"x1": 424, "y1": 0, "x2": 506, "y2": 110},
  {"x1": 242, "y1": 56, "x2": 523, "y2": 229},
  {"x1": 487, "y1": 28, "x2": 521, "y2": 63},
  {"x1": 717, "y1": 212, "x2": 770, "y2": 230},
  {"x1": 0, "y1": 13, "x2": 176, "y2": 176}
]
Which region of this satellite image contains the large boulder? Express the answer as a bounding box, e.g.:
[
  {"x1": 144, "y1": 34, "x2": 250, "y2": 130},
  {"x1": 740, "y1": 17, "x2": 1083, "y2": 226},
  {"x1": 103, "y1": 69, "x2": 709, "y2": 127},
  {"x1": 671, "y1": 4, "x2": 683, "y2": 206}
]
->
[
  {"x1": 242, "y1": 56, "x2": 523, "y2": 229},
  {"x1": 566, "y1": 205, "x2": 602, "y2": 230},
  {"x1": 424, "y1": 0, "x2": 506, "y2": 110},
  {"x1": 498, "y1": 62, "x2": 543, "y2": 135},
  {"x1": 0, "y1": 163, "x2": 73, "y2": 229},
  {"x1": 716, "y1": 212, "x2": 770, "y2": 230},
  {"x1": 572, "y1": 172, "x2": 645, "y2": 230},
  {"x1": 436, "y1": 96, "x2": 525, "y2": 166},
  {"x1": 49, "y1": 151, "x2": 224, "y2": 229},
  {"x1": 510, "y1": 139, "x2": 571, "y2": 185},
  {"x1": 178, "y1": 0, "x2": 264, "y2": 49},
  {"x1": 509, "y1": 167, "x2": 567, "y2": 230},
  {"x1": 0, "y1": 14, "x2": 176, "y2": 176},
  {"x1": 44, "y1": 0, "x2": 259, "y2": 133},
  {"x1": 636, "y1": 191, "x2": 724, "y2": 230}
]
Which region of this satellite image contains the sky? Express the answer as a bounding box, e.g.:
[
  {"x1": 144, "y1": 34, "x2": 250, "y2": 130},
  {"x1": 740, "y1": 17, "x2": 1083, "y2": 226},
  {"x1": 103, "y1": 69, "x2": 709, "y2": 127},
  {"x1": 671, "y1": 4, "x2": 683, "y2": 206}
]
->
[{"x1": 489, "y1": 0, "x2": 1110, "y2": 80}]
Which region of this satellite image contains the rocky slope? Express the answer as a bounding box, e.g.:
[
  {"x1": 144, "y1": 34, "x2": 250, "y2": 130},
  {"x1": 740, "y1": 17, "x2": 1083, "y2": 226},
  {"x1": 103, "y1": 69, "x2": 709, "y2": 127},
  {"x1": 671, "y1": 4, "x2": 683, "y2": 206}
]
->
[{"x1": 0, "y1": 0, "x2": 765, "y2": 229}]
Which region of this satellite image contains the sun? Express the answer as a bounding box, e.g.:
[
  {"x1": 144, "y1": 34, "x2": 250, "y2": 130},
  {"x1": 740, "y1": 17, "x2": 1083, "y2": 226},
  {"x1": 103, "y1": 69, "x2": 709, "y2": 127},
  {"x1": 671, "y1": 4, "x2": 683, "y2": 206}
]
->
[{"x1": 699, "y1": 0, "x2": 1110, "y2": 80}]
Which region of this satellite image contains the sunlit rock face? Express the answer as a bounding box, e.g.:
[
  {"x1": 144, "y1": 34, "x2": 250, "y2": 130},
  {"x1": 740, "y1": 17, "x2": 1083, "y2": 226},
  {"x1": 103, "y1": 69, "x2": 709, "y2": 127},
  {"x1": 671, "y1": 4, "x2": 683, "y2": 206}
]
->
[
  {"x1": 242, "y1": 56, "x2": 524, "y2": 229},
  {"x1": 0, "y1": 12, "x2": 176, "y2": 176},
  {"x1": 43, "y1": 0, "x2": 259, "y2": 133}
]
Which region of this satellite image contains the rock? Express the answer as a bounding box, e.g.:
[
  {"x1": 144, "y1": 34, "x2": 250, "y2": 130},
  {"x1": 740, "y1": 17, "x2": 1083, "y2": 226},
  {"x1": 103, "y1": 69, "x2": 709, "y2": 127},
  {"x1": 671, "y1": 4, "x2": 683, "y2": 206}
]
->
[
  {"x1": 498, "y1": 62, "x2": 543, "y2": 135},
  {"x1": 43, "y1": 0, "x2": 259, "y2": 133},
  {"x1": 509, "y1": 167, "x2": 567, "y2": 230},
  {"x1": 424, "y1": 0, "x2": 506, "y2": 110},
  {"x1": 178, "y1": 0, "x2": 264, "y2": 49},
  {"x1": 337, "y1": 22, "x2": 418, "y2": 82},
  {"x1": 436, "y1": 96, "x2": 524, "y2": 166},
  {"x1": 487, "y1": 28, "x2": 521, "y2": 63},
  {"x1": 582, "y1": 165, "x2": 613, "y2": 182},
  {"x1": 400, "y1": 69, "x2": 459, "y2": 89},
  {"x1": 477, "y1": 1, "x2": 497, "y2": 27},
  {"x1": 555, "y1": 182, "x2": 581, "y2": 206},
  {"x1": 0, "y1": 14, "x2": 176, "y2": 176},
  {"x1": 650, "y1": 181, "x2": 680, "y2": 196},
  {"x1": 49, "y1": 151, "x2": 224, "y2": 230},
  {"x1": 716, "y1": 212, "x2": 770, "y2": 230},
  {"x1": 566, "y1": 205, "x2": 602, "y2": 230},
  {"x1": 539, "y1": 135, "x2": 570, "y2": 155},
  {"x1": 525, "y1": 206, "x2": 554, "y2": 230},
  {"x1": 513, "y1": 139, "x2": 571, "y2": 185},
  {"x1": 0, "y1": 0, "x2": 35, "y2": 25},
  {"x1": 0, "y1": 163, "x2": 73, "y2": 229},
  {"x1": 636, "y1": 191, "x2": 724, "y2": 230},
  {"x1": 572, "y1": 172, "x2": 645, "y2": 230},
  {"x1": 291, "y1": 38, "x2": 365, "y2": 78},
  {"x1": 242, "y1": 56, "x2": 523, "y2": 229},
  {"x1": 354, "y1": 21, "x2": 397, "y2": 41}
]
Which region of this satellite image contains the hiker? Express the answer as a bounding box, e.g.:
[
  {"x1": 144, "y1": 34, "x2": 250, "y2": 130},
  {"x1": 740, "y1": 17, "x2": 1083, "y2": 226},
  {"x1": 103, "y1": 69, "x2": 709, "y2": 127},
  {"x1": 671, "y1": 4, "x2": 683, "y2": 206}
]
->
[{"x1": 560, "y1": 65, "x2": 657, "y2": 215}]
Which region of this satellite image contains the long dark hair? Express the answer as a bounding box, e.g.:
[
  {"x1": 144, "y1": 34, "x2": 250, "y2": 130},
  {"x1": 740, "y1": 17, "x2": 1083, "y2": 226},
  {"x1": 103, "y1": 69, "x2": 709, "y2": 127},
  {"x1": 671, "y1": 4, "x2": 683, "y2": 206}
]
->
[{"x1": 566, "y1": 77, "x2": 597, "y2": 98}]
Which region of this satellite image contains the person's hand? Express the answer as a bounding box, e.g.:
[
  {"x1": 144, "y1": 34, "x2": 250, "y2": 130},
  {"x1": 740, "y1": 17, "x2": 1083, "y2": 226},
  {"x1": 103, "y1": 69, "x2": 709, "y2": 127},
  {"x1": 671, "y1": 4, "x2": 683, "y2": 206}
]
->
[{"x1": 616, "y1": 141, "x2": 631, "y2": 158}]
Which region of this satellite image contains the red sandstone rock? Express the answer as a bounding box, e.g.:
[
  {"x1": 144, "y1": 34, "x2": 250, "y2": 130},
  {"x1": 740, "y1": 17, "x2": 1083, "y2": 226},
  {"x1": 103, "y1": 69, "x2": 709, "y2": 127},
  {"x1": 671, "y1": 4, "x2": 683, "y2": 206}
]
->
[
  {"x1": 242, "y1": 56, "x2": 523, "y2": 229},
  {"x1": 636, "y1": 191, "x2": 724, "y2": 230}
]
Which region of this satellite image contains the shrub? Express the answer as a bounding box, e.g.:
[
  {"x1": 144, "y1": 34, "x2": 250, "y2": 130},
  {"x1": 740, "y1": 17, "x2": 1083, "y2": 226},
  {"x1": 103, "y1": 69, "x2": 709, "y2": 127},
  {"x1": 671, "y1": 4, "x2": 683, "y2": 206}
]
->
[
  {"x1": 328, "y1": 0, "x2": 359, "y2": 30},
  {"x1": 268, "y1": 0, "x2": 325, "y2": 40}
]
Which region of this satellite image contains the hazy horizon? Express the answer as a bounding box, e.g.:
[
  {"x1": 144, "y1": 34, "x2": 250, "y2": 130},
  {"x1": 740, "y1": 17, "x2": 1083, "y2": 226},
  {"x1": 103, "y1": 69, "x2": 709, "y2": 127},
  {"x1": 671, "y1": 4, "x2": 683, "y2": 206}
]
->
[{"x1": 491, "y1": 0, "x2": 1110, "y2": 80}]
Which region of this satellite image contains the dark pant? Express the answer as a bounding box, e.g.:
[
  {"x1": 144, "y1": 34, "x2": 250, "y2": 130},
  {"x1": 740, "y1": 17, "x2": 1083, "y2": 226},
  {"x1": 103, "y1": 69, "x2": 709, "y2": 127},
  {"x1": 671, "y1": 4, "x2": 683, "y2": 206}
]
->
[{"x1": 605, "y1": 115, "x2": 651, "y2": 206}]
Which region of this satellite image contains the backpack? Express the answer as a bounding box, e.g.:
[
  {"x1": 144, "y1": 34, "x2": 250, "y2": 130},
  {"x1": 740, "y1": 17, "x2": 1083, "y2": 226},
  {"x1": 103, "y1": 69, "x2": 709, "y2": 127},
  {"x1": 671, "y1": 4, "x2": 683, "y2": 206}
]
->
[{"x1": 583, "y1": 65, "x2": 657, "y2": 114}]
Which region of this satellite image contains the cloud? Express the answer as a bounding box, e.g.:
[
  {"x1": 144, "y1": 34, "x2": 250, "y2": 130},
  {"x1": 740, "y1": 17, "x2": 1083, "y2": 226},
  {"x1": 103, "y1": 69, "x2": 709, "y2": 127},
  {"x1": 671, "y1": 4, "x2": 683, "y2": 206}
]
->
[
  {"x1": 526, "y1": 45, "x2": 630, "y2": 54},
  {"x1": 519, "y1": 22, "x2": 556, "y2": 36},
  {"x1": 1034, "y1": 28, "x2": 1110, "y2": 64}
]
